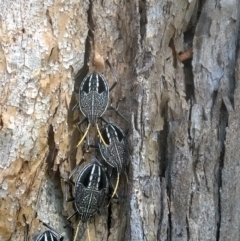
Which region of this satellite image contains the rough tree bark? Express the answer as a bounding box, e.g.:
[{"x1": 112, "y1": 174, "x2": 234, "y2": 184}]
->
[{"x1": 0, "y1": 0, "x2": 240, "y2": 241}]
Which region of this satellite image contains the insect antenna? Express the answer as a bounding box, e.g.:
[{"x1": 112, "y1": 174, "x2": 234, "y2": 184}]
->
[
  {"x1": 111, "y1": 172, "x2": 120, "y2": 199},
  {"x1": 76, "y1": 124, "x2": 90, "y2": 147},
  {"x1": 87, "y1": 222, "x2": 92, "y2": 241},
  {"x1": 96, "y1": 123, "x2": 108, "y2": 146},
  {"x1": 72, "y1": 220, "x2": 91, "y2": 241},
  {"x1": 73, "y1": 221, "x2": 81, "y2": 241}
]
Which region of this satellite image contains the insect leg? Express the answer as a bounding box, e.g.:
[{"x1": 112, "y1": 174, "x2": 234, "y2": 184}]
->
[
  {"x1": 64, "y1": 210, "x2": 78, "y2": 229},
  {"x1": 76, "y1": 117, "x2": 88, "y2": 132},
  {"x1": 88, "y1": 144, "x2": 98, "y2": 149},
  {"x1": 66, "y1": 211, "x2": 78, "y2": 222},
  {"x1": 65, "y1": 162, "x2": 83, "y2": 202},
  {"x1": 99, "y1": 116, "x2": 108, "y2": 124},
  {"x1": 68, "y1": 162, "x2": 83, "y2": 182},
  {"x1": 72, "y1": 102, "x2": 79, "y2": 111},
  {"x1": 106, "y1": 59, "x2": 118, "y2": 92},
  {"x1": 65, "y1": 181, "x2": 75, "y2": 202},
  {"x1": 108, "y1": 98, "x2": 129, "y2": 123},
  {"x1": 83, "y1": 131, "x2": 97, "y2": 153}
]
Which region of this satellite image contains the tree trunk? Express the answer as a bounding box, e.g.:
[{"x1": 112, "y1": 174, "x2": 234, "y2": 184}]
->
[{"x1": 0, "y1": 0, "x2": 239, "y2": 240}]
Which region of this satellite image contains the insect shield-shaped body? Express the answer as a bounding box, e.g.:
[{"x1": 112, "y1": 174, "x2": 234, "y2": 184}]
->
[
  {"x1": 79, "y1": 72, "x2": 109, "y2": 124},
  {"x1": 34, "y1": 230, "x2": 63, "y2": 241},
  {"x1": 98, "y1": 123, "x2": 128, "y2": 198},
  {"x1": 77, "y1": 72, "x2": 109, "y2": 146},
  {"x1": 74, "y1": 162, "x2": 109, "y2": 223},
  {"x1": 24, "y1": 222, "x2": 63, "y2": 241}
]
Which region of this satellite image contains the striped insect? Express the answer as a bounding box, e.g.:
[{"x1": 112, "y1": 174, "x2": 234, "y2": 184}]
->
[
  {"x1": 75, "y1": 72, "x2": 109, "y2": 147},
  {"x1": 66, "y1": 161, "x2": 109, "y2": 241},
  {"x1": 24, "y1": 218, "x2": 63, "y2": 241},
  {"x1": 98, "y1": 123, "x2": 128, "y2": 198},
  {"x1": 75, "y1": 60, "x2": 118, "y2": 147}
]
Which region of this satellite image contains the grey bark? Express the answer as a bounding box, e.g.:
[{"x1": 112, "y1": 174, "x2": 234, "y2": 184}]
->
[{"x1": 0, "y1": 0, "x2": 240, "y2": 241}]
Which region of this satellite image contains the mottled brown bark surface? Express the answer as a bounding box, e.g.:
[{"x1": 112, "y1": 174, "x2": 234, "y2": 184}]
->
[{"x1": 0, "y1": 0, "x2": 240, "y2": 241}]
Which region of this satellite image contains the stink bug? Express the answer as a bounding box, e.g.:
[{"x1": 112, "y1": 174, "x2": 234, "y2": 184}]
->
[
  {"x1": 98, "y1": 123, "x2": 128, "y2": 198},
  {"x1": 76, "y1": 72, "x2": 109, "y2": 147},
  {"x1": 75, "y1": 60, "x2": 118, "y2": 147},
  {"x1": 24, "y1": 217, "x2": 63, "y2": 241},
  {"x1": 66, "y1": 161, "x2": 109, "y2": 241}
]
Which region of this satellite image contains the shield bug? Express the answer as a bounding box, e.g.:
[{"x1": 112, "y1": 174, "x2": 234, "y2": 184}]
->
[
  {"x1": 98, "y1": 123, "x2": 128, "y2": 198},
  {"x1": 75, "y1": 72, "x2": 109, "y2": 147},
  {"x1": 24, "y1": 217, "x2": 63, "y2": 241},
  {"x1": 75, "y1": 60, "x2": 119, "y2": 147},
  {"x1": 66, "y1": 161, "x2": 109, "y2": 241}
]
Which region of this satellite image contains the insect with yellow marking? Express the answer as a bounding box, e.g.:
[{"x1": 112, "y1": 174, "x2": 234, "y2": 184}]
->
[{"x1": 65, "y1": 161, "x2": 109, "y2": 241}]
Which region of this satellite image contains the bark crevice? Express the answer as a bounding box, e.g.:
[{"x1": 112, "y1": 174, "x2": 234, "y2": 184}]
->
[
  {"x1": 46, "y1": 124, "x2": 58, "y2": 170},
  {"x1": 216, "y1": 101, "x2": 228, "y2": 241},
  {"x1": 138, "y1": 0, "x2": 147, "y2": 46}
]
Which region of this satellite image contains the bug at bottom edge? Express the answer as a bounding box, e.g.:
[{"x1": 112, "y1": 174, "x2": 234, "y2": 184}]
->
[
  {"x1": 23, "y1": 216, "x2": 64, "y2": 241},
  {"x1": 65, "y1": 160, "x2": 109, "y2": 241}
]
